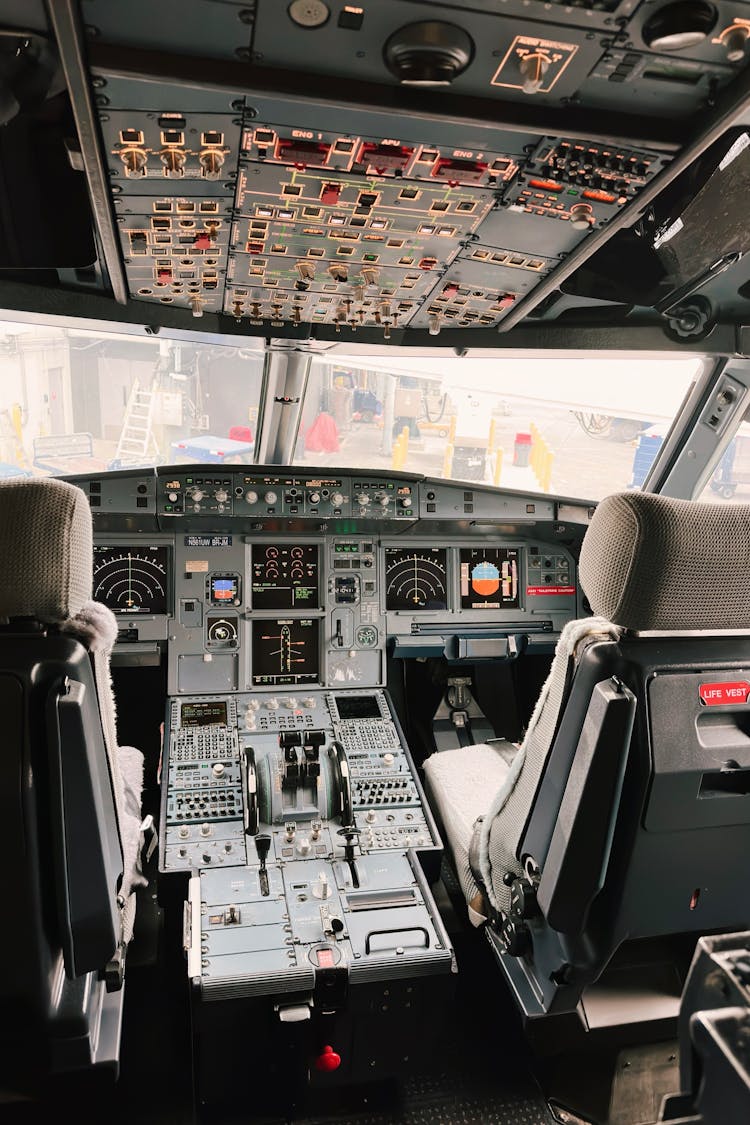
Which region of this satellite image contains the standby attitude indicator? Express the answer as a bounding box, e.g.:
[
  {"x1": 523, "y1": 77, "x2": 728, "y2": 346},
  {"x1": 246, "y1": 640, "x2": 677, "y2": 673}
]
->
[
  {"x1": 460, "y1": 547, "x2": 520, "y2": 609},
  {"x1": 93, "y1": 545, "x2": 169, "y2": 615},
  {"x1": 385, "y1": 548, "x2": 448, "y2": 610}
]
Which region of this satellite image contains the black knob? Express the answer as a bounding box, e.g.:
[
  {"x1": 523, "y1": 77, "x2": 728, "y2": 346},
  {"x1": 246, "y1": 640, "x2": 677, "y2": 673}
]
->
[
  {"x1": 255, "y1": 834, "x2": 271, "y2": 866},
  {"x1": 510, "y1": 878, "x2": 538, "y2": 920}
]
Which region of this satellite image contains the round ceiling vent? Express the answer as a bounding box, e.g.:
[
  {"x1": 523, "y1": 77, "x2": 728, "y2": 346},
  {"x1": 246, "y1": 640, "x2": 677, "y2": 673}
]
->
[
  {"x1": 642, "y1": 1, "x2": 718, "y2": 51},
  {"x1": 384, "y1": 21, "x2": 474, "y2": 86}
]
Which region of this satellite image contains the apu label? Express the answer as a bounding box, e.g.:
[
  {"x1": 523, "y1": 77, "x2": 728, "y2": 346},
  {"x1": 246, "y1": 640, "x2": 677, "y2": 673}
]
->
[
  {"x1": 526, "y1": 585, "x2": 576, "y2": 597},
  {"x1": 699, "y1": 681, "x2": 750, "y2": 706}
]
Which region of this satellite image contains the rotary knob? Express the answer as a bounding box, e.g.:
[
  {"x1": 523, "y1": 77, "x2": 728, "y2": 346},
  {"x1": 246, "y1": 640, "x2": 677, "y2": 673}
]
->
[
  {"x1": 308, "y1": 491, "x2": 321, "y2": 505},
  {"x1": 375, "y1": 492, "x2": 389, "y2": 507},
  {"x1": 519, "y1": 51, "x2": 550, "y2": 94},
  {"x1": 724, "y1": 24, "x2": 750, "y2": 62},
  {"x1": 215, "y1": 488, "x2": 228, "y2": 504},
  {"x1": 246, "y1": 699, "x2": 260, "y2": 712},
  {"x1": 285, "y1": 697, "x2": 298, "y2": 709},
  {"x1": 265, "y1": 490, "x2": 278, "y2": 505},
  {"x1": 191, "y1": 489, "x2": 204, "y2": 502},
  {"x1": 245, "y1": 490, "x2": 259, "y2": 504},
  {"x1": 168, "y1": 491, "x2": 178, "y2": 503},
  {"x1": 212, "y1": 762, "x2": 225, "y2": 778},
  {"x1": 266, "y1": 697, "x2": 279, "y2": 710},
  {"x1": 355, "y1": 492, "x2": 370, "y2": 506},
  {"x1": 296, "y1": 836, "x2": 311, "y2": 856},
  {"x1": 199, "y1": 823, "x2": 212, "y2": 838},
  {"x1": 570, "y1": 203, "x2": 594, "y2": 230},
  {"x1": 331, "y1": 491, "x2": 345, "y2": 507}
]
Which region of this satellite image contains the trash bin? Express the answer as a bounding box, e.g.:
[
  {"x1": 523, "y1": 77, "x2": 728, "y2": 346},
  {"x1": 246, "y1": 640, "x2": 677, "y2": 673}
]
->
[{"x1": 513, "y1": 432, "x2": 532, "y2": 467}]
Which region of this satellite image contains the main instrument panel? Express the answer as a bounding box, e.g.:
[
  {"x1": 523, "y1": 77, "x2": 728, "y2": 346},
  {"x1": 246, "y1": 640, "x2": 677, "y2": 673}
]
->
[{"x1": 85, "y1": 465, "x2": 584, "y2": 689}]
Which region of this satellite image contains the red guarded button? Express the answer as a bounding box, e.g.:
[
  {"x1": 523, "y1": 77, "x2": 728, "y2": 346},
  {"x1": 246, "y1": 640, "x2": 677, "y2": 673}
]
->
[
  {"x1": 699, "y1": 681, "x2": 750, "y2": 706},
  {"x1": 315, "y1": 1045, "x2": 341, "y2": 1073}
]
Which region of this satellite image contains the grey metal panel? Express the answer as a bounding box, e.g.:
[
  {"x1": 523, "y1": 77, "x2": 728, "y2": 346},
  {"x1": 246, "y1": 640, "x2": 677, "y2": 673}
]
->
[
  {"x1": 83, "y1": 0, "x2": 253, "y2": 60},
  {"x1": 177, "y1": 652, "x2": 238, "y2": 691}
]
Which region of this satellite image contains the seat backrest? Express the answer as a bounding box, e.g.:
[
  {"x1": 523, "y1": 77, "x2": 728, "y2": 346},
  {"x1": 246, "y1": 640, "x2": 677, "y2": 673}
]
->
[
  {"x1": 0, "y1": 477, "x2": 125, "y2": 1093},
  {"x1": 479, "y1": 491, "x2": 750, "y2": 1015}
]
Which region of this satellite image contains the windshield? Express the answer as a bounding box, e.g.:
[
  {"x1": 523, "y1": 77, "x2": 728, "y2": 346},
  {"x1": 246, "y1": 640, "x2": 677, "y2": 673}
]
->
[
  {"x1": 295, "y1": 354, "x2": 703, "y2": 500},
  {"x1": 0, "y1": 323, "x2": 264, "y2": 479},
  {"x1": 696, "y1": 415, "x2": 750, "y2": 503},
  {"x1": 0, "y1": 319, "x2": 702, "y2": 501}
]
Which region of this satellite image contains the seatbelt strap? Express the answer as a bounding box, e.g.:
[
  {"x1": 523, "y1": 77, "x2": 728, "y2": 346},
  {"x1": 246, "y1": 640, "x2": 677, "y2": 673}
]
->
[{"x1": 139, "y1": 813, "x2": 158, "y2": 865}]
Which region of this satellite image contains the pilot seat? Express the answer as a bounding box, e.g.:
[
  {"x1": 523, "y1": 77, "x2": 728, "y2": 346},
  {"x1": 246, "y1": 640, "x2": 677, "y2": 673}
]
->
[
  {"x1": 425, "y1": 490, "x2": 750, "y2": 1031},
  {"x1": 0, "y1": 477, "x2": 147, "y2": 1098}
]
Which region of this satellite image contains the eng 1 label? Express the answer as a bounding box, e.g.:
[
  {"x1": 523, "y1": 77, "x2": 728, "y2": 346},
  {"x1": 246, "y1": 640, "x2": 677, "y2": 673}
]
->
[
  {"x1": 699, "y1": 680, "x2": 750, "y2": 706},
  {"x1": 184, "y1": 535, "x2": 232, "y2": 548},
  {"x1": 526, "y1": 585, "x2": 576, "y2": 596}
]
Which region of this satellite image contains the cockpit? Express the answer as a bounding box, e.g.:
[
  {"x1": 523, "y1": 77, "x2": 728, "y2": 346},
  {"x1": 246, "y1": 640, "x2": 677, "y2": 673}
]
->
[{"x1": 4, "y1": 3, "x2": 750, "y2": 1124}]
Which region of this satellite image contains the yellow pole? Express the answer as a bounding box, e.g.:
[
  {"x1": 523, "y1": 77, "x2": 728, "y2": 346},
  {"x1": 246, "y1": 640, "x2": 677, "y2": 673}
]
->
[
  {"x1": 488, "y1": 417, "x2": 496, "y2": 453},
  {"x1": 448, "y1": 415, "x2": 456, "y2": 444},
  {"x1": 543, "y1": 450, "x2": 555, "y2": 492},
  {"x1": 443, "y1": 443, "x2": 454, "y2": 478},
  {"x1": 400, "y1": 425, "x2": 410, "y2": 469},
  {"x1": 493, "y1": 446, "x2": 503, "y2": 486},
  {"x1": 391, "y1": 435, "x2": 402, "y2": 470},
  {"x1": 10, "y1": 402, "x2": 29, "y2": 467}
]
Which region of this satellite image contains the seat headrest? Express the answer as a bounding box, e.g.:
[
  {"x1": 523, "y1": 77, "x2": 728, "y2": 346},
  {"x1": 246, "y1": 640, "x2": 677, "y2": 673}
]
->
[
  {"x1": 579, "y1": 491, "x2": 750, "y2": 631},
  {"x1": 0, "y1": 477, "x2": 93, "y2": 622}
]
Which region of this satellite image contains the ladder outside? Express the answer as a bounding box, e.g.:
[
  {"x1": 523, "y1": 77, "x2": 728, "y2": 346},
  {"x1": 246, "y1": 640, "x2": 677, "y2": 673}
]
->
[{"x1": 113, "y1": 380, "x2": 161, "y2": 467}]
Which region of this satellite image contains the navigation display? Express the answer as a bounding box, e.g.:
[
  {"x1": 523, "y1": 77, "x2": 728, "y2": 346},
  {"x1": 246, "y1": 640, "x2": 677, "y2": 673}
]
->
[
  {"x1": 384, "y1": 547, "x2": 448, "y2": 611},
  {"x1": 252, "y1": 618, "x2": 320, "y2": 686},
  {"x1": 93, "y1": 544, "x2": 170, "y2": 615},
  {"x1": 251, "y1": 544, "x2": 319, "y2": 610},
  {"x1": 460, "y1": 547, "x2": 520, "y2": 610}
]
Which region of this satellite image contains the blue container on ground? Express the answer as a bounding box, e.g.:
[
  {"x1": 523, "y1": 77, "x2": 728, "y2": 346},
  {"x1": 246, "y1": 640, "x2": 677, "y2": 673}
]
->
[{"x1": 629, "y1": 433, "x2": 663, "y2": 488}]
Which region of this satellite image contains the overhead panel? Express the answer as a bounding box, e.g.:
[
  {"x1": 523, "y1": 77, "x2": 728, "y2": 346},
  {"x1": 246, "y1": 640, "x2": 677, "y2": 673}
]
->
[{"x1": 85, "y1": 0, "x2": 750, "y2": 336}]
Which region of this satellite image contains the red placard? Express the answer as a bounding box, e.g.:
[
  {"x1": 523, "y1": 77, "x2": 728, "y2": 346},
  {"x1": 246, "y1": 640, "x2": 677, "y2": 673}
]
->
[
  {"x1": 699, "y1": 681, "x2": 750, "y2": 706},
  {"x1": 526, "y1": 585, "x2": 576, "y2": 597}
]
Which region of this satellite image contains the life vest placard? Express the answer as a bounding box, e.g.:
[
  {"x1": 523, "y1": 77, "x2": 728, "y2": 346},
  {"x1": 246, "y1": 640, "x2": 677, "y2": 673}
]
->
[
  {"x1": 526, "y1": 585, "x2": 576, "y2": 597},
  {"x1": 698, "y1": 681, "x2": 750, "y2": 706}
]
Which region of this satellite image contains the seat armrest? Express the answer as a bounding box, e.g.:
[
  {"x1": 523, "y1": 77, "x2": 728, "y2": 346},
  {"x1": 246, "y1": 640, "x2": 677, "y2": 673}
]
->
[
  {"x1": 536, "y1": 679, "x2": 635, "y2": 935},
  {"x1": 47, "y1": 677, "x2": 123, "y2": 977}
]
